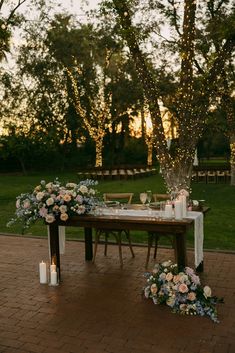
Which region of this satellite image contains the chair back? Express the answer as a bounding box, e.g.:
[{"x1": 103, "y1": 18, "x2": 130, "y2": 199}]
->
[
  {"x1": 103, "y1": 193, "x2": 134, "y2": 204},
  {"x1": 152, "y1": 193, "x2": 170, "y2": 202}
]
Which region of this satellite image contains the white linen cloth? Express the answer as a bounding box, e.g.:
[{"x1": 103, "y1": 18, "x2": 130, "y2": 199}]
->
[
  {"x1": 186, "y1": 211, "x2": 204, "y2": 268},
  {"x1": 100, "y1": 208, "x2": 204, "y2": 268}
]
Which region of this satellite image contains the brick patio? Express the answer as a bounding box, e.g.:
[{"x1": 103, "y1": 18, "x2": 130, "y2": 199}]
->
[{"x1": 0, "y1": 234, "x2": 234, "y2": 353}]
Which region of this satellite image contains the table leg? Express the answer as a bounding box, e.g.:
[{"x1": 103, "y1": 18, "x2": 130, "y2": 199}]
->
[
  {"x1": 84, "y1": 227, "x2": 93, "y2": 261},
  {"x1": 49, "y1": 223, "x2": 61, "y2": 281},
  {"x1": 174, "y1": 232, "x2": 187, "y2": 270}
]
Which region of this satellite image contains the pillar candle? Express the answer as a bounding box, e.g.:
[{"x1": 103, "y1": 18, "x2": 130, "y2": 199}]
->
[
  {"x1": 50, "y1": 270, "x2": 57, "y2": 286},
  {"x1": 179, "y1": 195, "x2": 187, "y2": 218},
  {"x1": 174, "y1": 200, "x2": 183, "y2": 220},
  {"x1": 39, "y1": 261, "x2": 47, "y2": 284},
  {"x1": 50, "y1": 264, "x2": 56, "y2": 272},
  {"x1": 164, "y1": 204, "x2": 172, "y2": 218}
]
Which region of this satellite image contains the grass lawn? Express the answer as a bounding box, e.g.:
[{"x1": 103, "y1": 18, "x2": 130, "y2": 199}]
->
[{"x1": 1, "y1": 171, "x2": 235, "y2": 251}]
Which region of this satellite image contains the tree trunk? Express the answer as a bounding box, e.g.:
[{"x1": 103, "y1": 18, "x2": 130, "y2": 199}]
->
[
  {"x1": 94, "y1": 136, "x2": 104, "y2": 168},
  {"x1": 230, "y1": 134, "x2": 235, "y2": 185},
  {"x1": 19, "y1": 157, "x2": 27, "y2": 176},
  {"x1": 146, "y1": 138, "x2": 153, "y2": 166}
]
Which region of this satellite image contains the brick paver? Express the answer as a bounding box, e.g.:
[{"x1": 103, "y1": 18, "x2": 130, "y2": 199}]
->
[{"x1": 0, "y1": 234, "x2": 234, "y2": 353}]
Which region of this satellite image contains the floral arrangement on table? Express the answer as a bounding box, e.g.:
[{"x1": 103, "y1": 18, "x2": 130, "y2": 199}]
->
[
  {"x1": 7, "y1": 178, "x2": 98, "y2": 232},
  {"x1": 143, "y1": 260, "x2": 223, "y2": 322}
]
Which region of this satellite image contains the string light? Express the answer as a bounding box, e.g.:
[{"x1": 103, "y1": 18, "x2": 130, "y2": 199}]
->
[{"x1": 66, "y1": 54, "x2": 112, "y2": 168}]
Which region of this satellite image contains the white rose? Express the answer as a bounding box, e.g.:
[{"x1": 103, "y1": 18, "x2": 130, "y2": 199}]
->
[
  {"x1": 45, "y1": 214, "x2": 55, "y2": 223},
  {"x1": 66, "y1": 183, "x2": 77, "y2": 188},
  {"x1": 36, "y1": 192, "x2": 44, "y2": 201},
  {"x1": 46, "y1": 197, "x2": 54, "y2": 206},
  {"x1": 59, "y1": 205, "x2": 67, "y2": 213},
  {"x1": 203, "y1": 286, "x2": 212, "y2": 298},
  {"x1": 89, "y1": 188, "x2": 95, "y2": 195},
  {"x1": 79, "y1": 185, "x2": 88, "y2": 194},
  {"x1": 159, "y1": 273, "x2": 166, "y2": 280}
]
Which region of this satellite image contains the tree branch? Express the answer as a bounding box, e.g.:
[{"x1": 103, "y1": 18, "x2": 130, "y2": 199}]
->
[{"x1": 7, "y1": 0, "x2": 27, "y2": 23}]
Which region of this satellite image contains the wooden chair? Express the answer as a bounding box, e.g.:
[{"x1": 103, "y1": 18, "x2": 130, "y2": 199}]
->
[
  {"x1": 93, "y1": 193, "x2": 135, "y2": 267},
  {"x1": 216, "y1": 170, "x2": 226, "y2": 183},
  {"x1": 207, "y1": 171, "x2": 216, "y2": 183},
  {"x1": 146, "y1": 193, "x2": 172, "y2": 268},
  {"x1": 198, "y1": 170, "x2": 207, "y2": 183},
  {"x1": 152, "y1": 193, "x2": 170, "y2": 202}
]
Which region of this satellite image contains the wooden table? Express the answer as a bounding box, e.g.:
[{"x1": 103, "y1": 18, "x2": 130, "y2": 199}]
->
[{"x1": 48, "y1": 214, "x2": 195, "y2": 281}]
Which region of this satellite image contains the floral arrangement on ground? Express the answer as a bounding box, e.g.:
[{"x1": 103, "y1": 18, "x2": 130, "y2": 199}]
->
[
  {"x1": 7, "y1": 178, "x2": 98, "y2": 232},
  {"x1": 143, "y1": 260, "x2": 223, "y2": 322}
]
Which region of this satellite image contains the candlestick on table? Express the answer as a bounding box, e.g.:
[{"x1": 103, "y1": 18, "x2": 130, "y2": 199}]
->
[
  {"x1": 164, "y1": 204, "x2": 172, "y2": 218},
  {"x1": 179, "y1": 195, "x2": 187, "y2": 218},
  {"x1": 174, "y1": 200, "x2": 183, "y2": 220}
]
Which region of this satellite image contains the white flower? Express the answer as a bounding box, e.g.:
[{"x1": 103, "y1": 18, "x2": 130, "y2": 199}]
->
[
  {"x1": 79, "y1": 185, "x2": 88, "y2": 194},
  {"x1": 23, "y1": 200, "x2": 30, "y2": 209},
  {"x1": 76, "y1": 205, "x2": 86, "y2": 214},
  {"x1": 59, "y1": 205, "x2": 67, "y2": 213},
  {"x1": 46, "y1": 197, "x2": 54, "y2": 206},
  {"x1": 89, "y1": 188, "x2": 96, "y2": 195},
  {"x1": 60, "y1": 213, "x2": 69, "y2": 221},
  {"x1": 203, "y1": 286, "x2": 212, "y2": 298},
  {"x1": 36, "y1": 192, "x2": 44, "y2": 201},
  {"x1": 162, "y1": 260, "x2": 172, "y2": 267},
  {"x1": 66, "y1": 183, "x2": 77, "y2": 188},
  {"x1": 16, "y1": 199, "x2": 20, "y2": 208},
  {"x1": 159, "y1": 273, "x2": 166, "y2": 280},
  {"x1": 45, "y1": 214, "x2": 55, "y2": 223}
]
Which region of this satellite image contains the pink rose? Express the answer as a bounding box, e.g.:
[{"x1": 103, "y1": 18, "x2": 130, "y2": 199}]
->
[
  {"x1": 185, "y1": 267, "x2": 195, "y2": 276},
  {"x1": 39, "y1": 207, "x2": 48, "y2": 217},
  {"x1": 187, "y1": 292, "x2": 196, "y2": 301},
  {"x1": 23, "y1": 200, "x2": 30, "y2": 209},
  {"x1": 191, "y1": 274, "x2": 200, "y2": 285},
  {"x1": 173, "y1": 275, "x2": 181, "y2": 284},
  {"x1": 63, "y1": 194, "x2": 71, "y2": 202},
  {"x1": 178, "y1": 283, "x2": 189, "y2": 293},
  {"x1": 166, "y1": 272, "x2": 173, "y2": 281},
  {"x1": 75, "y1": 195, "x2": 83, "y2": 203}
]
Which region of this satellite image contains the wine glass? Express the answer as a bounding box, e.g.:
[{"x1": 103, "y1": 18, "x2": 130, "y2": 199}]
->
[
  {"x1": 146, "y1": 190, "x2": 152, "y2": 205},
  {"x1": 140, "y1": 192, "x2": 147, "y2": 207}
]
